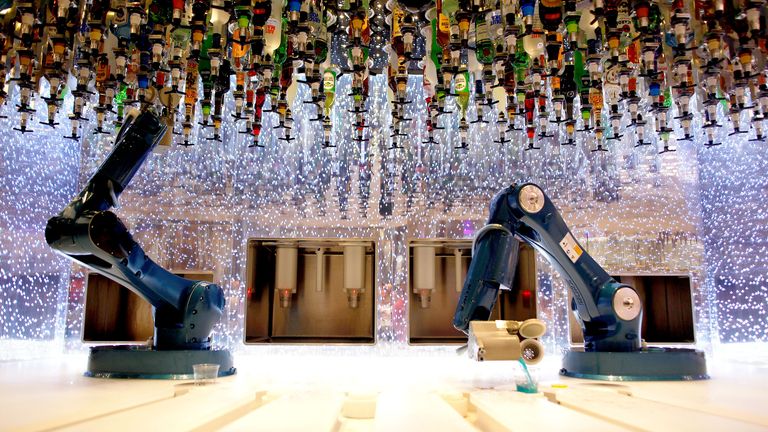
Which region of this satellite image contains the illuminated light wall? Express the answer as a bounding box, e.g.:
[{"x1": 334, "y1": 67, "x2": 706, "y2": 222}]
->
[
  {"x1": 0, "y1": 87, "x2": 82, "y2": 359},
  {"x1": 1, "y1": 73, "x2": 765, "y2": 359},
  {"x1": 697, "y1": 137, "x2": 768, "y2": 343}
]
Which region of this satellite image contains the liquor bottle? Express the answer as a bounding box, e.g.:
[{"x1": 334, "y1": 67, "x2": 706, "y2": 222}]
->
[
  {"x1": 455, "y1": 66, "x2": 471, "y2": 117},
  {"x1": 172, "y1": 0, "x2": 186, "y2": 26},
  {"x1": 113, "y1": 81, "x2": 128, "y2": 124},
  {"x1": 314, "y1": 9, "x2": 329, "y2": 64},
  {"x1": 456, "y1": 4, "x2": 472, "y2": 48},
  {"x1": 545, "y1": 31, "x2": 563, "y2": 76},
  {"x1": 323, "y1": 66, "x2": 338, "y2": 118},
  {"x1": 563, "y1": 0, "x2": 580, "y2": 48},
  {"x1": 231, "y1": 0, "x2": 253, "y2": 49},
  {"x1": 520, "y1": 0, "x2": 536, "y2": 32},
  {"x1": 264, "y1": 0, "x2": 284, "y2": 55},
  {"x1": 437, "y1": 0, "x2": 451, "y2": 48},
  {"x1": 475, "y1": 13, "x2": 494, "y2": 64},
  {"x1": 273, "y1": 17, "x2": 289, "y2": 67},
  {"x1": 402, "y1": 13, "x2": 417, "y2": 58},
  {"x1": 488, "y1": 1, "x2": 504, "y2": 42},
  {"x1": 208, "y1": 1, "x2": 230, "y2": 77},
  {"x1": 190, "y1": 0, "x2": 210, "y2": 56},
  {"x1": 288, "y1": 0, "x2": 302, "y2": 27},
  {"x1": 86, "y1": 0, "x2": 110, "y2": 59},
  {"x1": 539, "y1": 0, "x2": 563, "y2": 32}
]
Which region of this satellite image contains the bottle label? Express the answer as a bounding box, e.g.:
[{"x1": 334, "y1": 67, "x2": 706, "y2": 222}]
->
[
  {"x1": 323, "y1": 72, "x2": 336, "y2": 91},
  {"x1": 438, "y1": 13, "x2": 450, "y2": 33},
  {"x1": 455, "y1": 74, "x2": 467, "y2": 92},
  {"x1": 265, "y1": 18, "x2": 279, "y2": 36}
]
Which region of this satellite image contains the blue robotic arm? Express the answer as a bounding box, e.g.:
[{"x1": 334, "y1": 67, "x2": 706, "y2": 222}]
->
[
  {"x1": 454, "y1": 183, "x2": 708, "y2": 380},
  {"x1": 454, "y1": 183, "x2": 642, "y2": 352},
  {"x1": 46, "y1": 110, "x2": 225, "y2": 353}
]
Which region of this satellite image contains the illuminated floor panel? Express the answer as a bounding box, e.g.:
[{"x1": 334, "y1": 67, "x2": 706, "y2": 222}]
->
[{"x1": 2, "y1": 347, "x2": 767, "y2": 432}]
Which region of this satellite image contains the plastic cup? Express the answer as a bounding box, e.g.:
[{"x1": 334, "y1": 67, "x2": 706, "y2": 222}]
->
[{"x1": 193, "y1": 363, "x2": 220, "y2": 385}]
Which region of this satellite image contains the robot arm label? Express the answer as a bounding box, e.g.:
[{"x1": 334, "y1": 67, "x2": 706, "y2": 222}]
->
[{"x1": 559, "y1": 233, "x2": 583, "y2": 263}]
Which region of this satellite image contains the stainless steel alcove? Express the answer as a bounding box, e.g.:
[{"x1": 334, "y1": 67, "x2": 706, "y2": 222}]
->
[
  {"x1": 407, "y1": 240, "x2": 538, "y2": 344},
  {"x1": 244, "y1": 238, "x2": 376, "y2": 344}
]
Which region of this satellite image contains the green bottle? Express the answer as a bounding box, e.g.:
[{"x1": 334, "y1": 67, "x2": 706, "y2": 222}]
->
[
  {"x1": 650, "y1": 4, "x2": 662, "y2": 33},
  {"x1": 115, "y1": 84, "x2": 128, "y2": 124},
  {"x1": 443, "y1": 0, "x2": 459, "y2": 19},
  {"x1": 573, "y1": 49, "x2": 585, "y2": 92},
  {"x1": 273, "y1": 17, "x2": 288, "y2": 66},
  {"x1": 512, "y1": 38, "x2": 529, "y2": 82},
  {"x1": 148, "y1": 0, "x2": 173, "y2": 25},
  {"x1": 475, "y1": 13, "x2": 494, "y2": 64},
  {"x1": 430, "y1": 18, "x2": 442, "y2": 69},
  {"x1": 315, "y1": 10, "x2": 329, "y2": 64},
  {"x1": 455, "y1": 68, "x2": 470, "y2": 115},
  {"x1": 663, "y1": 87, "x2": 672, "y2": 108},
  {"x1": 323, "y1": 67, "x2": 338, "y2": 116}
]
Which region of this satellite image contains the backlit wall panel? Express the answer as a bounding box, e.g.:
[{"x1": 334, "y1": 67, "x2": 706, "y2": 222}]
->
[{"x1": 1, "y1": 75, "x2": 765, "y2": 360}]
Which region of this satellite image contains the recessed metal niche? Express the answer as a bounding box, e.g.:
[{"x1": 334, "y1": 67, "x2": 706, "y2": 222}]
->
[
  {"x1": 408, "y1": 240, "x2": 538, "y2": 344},
  {"x1": 244, "y1": 238, "x2": 376, "y2": 344}
]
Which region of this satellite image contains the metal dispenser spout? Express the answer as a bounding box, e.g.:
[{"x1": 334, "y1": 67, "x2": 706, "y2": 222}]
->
[
  {"x1": 343, "y1": 244, "x2": 366, "y2": 309},
  {"x1": 413, "y1": 245, "x2": 436, "y2": 308},
  {"x1": 275, "y1": 243, "x2": 298, "y2": 308},
  {"x1": 454, "y1": 248, "x2": 464, "y2": 293},
  {"x1": 315, "y1": 247, "x2": 325, "y2": 292}
]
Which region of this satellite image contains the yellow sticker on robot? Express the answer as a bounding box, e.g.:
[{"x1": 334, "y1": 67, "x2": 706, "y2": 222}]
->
[{"x1": 560, "y1": 233, "x2": 583, "y2": 263}]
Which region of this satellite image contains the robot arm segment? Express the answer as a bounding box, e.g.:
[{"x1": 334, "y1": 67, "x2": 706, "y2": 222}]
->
[
  {"x1": 46, "y1": 110, "x2": 224, "y2": 350},
  {"x1": 453, "y1": 224, "x2": 520, "y2": 332}
]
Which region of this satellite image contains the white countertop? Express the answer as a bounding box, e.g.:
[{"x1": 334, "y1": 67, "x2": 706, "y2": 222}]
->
[{"x1": 2, "y1": 346, "x2": 767, "y2": 432}]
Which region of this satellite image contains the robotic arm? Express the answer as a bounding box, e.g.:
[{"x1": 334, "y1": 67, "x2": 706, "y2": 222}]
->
[
  {"x1": 46, "y1": 110, "x2": 232, "y2": 377},
  {"x1": 454, "y1": 183, "x2": 708, "y2": 380},
  {"x1": 453, "y1": 183, "x2": 642, "y2": 352}
]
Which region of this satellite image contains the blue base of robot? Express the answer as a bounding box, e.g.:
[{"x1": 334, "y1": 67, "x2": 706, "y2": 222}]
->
[
  {"x1": 85, "y1": 345, "x2": 236, "y2": 379},
  {"x1": 560, "y1": 347, "x2": 708, "y2": 381}
]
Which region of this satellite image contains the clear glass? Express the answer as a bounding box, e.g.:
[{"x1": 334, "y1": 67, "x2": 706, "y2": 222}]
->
[{"x1": 193, "y1": 363, "x2": 220, "y2": 385}]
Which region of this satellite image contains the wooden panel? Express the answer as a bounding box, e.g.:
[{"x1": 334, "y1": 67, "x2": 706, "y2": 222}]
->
[
  {"x1": 245, "y1": 241, "x2": 273, "y2": 341},
  {"x1": 548, "y1": 386, "x2": 766, "y2": 431},
  {"x1": 222, "y1": 391, "x2": 344, "y2": 432},
  {"x1": 663, "y1": 277, "x2": 695, "y2": 342},
  {"x1": 499, "y1": 243, "x2": 538, "y2": 321},
  {"x1": 374, "y1": 392, "x2": 475, "y2": 432},
  {"x1": 83, "y1": 271, "x2": 213, "y2": 343},
  {"x1": 58, "y1": 385, "x2": 266, "y2": 432},
  {"x1": 5, "y1": 381, "x2": 176, "y2": 432},
  {"x1": 124, "y1": 291, "x2": 154, "y2": 341},
  {"x1": 570, "y1": 275, "x2": 695, "y2": 345},
  {"x1": 471, "y1": 390, "x2": 625, "y2": 432}
]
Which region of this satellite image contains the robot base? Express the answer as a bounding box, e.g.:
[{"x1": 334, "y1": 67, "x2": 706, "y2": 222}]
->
[
  {"x1": 560, "y1": 347, "x2": 709, "y2": 381},
  {"x1": 85, "y1": 345, "x2": 237, "y2": 379}
]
